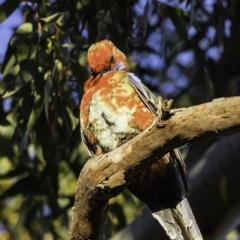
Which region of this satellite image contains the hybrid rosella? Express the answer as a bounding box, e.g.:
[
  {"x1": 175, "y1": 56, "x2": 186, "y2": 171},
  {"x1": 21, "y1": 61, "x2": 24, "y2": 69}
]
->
[{"x1": 80, "y1": 40, "x2": 203, "y2": 240}]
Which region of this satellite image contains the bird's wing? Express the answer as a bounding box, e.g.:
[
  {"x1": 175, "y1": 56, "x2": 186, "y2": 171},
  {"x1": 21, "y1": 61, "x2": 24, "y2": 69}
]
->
[
  {"x1": 128, "y1": 72, "x2": 158, "y2": 114},
  {"x1": 80, "y1": 127, "x2": 94, "y2": 156},
  {"x1": 167, "y1": 149, "x2": 190, "y2": 199},
  {"x1": 128, "y1": 72, "x2": 189, "y2": 195},
  {"x1": 128, "y1": 72, "x2": 202, "y2": 239}
]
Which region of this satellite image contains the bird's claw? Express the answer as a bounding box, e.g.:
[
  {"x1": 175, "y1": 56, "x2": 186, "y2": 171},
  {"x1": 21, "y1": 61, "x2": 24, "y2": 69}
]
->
[{"x1": 156, "y1": 98, "x2": 173, "y2": 128}]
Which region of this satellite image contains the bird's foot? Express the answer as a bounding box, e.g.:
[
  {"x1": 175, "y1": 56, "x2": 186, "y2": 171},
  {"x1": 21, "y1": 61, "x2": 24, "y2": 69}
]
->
[
  {"x1": 156, "y1": 98, "x2": 173, "y2": 128},
  {"x1": 161, "y1": 99, "x2": 173, "y2": 120}
]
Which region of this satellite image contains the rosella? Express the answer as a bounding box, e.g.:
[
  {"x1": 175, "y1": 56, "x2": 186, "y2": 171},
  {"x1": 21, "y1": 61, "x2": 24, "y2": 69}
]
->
[{"x1": 80, "y1": 40, "x2": 203, "y2": 240}]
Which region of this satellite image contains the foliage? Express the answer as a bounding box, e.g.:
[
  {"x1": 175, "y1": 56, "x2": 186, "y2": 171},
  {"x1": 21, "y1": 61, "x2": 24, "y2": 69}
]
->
[{"x1": 0, "y1": 0, "x2": 239, "y2": 239}]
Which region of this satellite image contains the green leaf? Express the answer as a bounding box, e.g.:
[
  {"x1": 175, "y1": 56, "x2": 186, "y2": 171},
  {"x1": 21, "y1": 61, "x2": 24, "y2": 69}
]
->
[
  {"x1": 0, "y1": 64, "x2": 20, "y2": 96},
  {"x1": 16, "y1": 196, "x2": 36, "y2": 229},
  {"x1": 2, "y1": 52, "x2": 16, "y2": 76},
  {"x1": 0, "y1": 104, "x2": 19, "y2": 156},
  {"x1": 62, "y1": 43, "x2": 76, "y2": 48},
  {"x1": 2, "y1": 60, "x2": 38, "y2": 98},
  {"x1": 40, "y1": 12, "x2": 65, "y2": 23},
  {"x1": 53, "y1": 59, "x2": 62, "y2": 80},
  {"x1": 0, "y1": 176, "x2": 35, "y2": 200},
  {"x1": 65, "y1": 106, "x2": 79, "y2": 131},
  {"x1": 10, "y1": 23, "x2": 34, "y2": 47},
  {"x1": 26, "y1": 94, "x2": 44, "y2": 134},
  {"x1": 16, "y1": 42, "x2": 30, "y2": 63},
  {"x1": 0, "y1": 124, "x2": 15, "y2": 150},
  {"x1": 0, "y1": 0, "x2": 19, "y2": 23},
  {"x1": 16, "y1": 22, "x2": 33, "y2": 34},
  {"x1": 44, "y1": 75, "x2": 52, "y2": 123},
  {"x1": 2, "y1": 41, "x2": 16, "y2": 76},
  {"x1": 59, "y1": 101, "x2": 75, "y2": 137},
  {"x1": 0, "y1": 166, "x2": 28, "y2": 179}
]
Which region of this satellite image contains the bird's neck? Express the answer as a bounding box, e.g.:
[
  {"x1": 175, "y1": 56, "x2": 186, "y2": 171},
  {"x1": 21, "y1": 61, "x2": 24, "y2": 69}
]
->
[
  {"x1": 84, "y1": 74, "x2": 102, "y2": 92},
  {"x1": 84, "y1": 65, "x2": 128, "y2": 92}
]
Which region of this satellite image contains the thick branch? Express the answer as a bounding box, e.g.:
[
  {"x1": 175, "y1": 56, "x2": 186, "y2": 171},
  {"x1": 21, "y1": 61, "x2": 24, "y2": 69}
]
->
[
  {"x1": 109, "y1": 133, "x2": 240, "y2": 240},
  {"x1": 68, "y1": 96, "x2": 240, "y2": 240}
]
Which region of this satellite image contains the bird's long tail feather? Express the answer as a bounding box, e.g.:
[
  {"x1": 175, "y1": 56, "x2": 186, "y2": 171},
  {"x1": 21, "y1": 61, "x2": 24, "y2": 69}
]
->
[{"x1": 152, "y1": 198, "x2": 203, "y2": 240}]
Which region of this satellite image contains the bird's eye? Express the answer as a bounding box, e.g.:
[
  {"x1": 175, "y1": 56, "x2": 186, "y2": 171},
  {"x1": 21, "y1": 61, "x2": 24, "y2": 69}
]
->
[{"x1": 110, "y1": 55, "x2": 115, "y2": 63}]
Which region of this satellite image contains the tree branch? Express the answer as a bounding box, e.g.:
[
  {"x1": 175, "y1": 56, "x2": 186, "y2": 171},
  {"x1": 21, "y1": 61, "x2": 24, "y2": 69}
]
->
[
  {"x1": 109, "y1": 132, "x2": 240, "y2": 240},
  {"x1": 68, "y1": 96, "x2": 240, "y2": 240}
]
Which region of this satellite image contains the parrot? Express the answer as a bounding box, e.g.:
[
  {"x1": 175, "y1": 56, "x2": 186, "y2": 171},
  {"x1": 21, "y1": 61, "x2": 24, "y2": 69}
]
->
[{"x1": 80, "y1": 39, "x2": 203, "y2": 240}]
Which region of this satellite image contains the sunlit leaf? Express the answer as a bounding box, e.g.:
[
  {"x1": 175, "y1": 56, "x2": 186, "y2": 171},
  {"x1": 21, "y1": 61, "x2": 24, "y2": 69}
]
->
[
  {"x1": 16, "y1": 23, "x2": 33, "y2": 34},
  {"x1": 10, "y1": 23, "x2": 34, "y2": 47},
  {"x1": 0, "y1": 123, "x2": 16, "y2": 154},
  {"x1": 53, "y1": 59, "x2": 63, "y2": 81},
  {"x1": 40, "y1": 12, "x2": 65, "y2": 23},
  {"x1": 62, "y1": 43, "x2": 76, "y2": 48},
  {"x1": 0, "y1": 156, "x2": 12, "y2": 175},
  {"x1": 2, "y1": 54, "x2": 16, "y2": 76}
]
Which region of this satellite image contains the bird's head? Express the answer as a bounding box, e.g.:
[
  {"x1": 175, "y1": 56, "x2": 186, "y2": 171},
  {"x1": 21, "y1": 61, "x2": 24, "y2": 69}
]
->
[{"x1": 87, "y1": 40, "x2": 129, "y2": 75}]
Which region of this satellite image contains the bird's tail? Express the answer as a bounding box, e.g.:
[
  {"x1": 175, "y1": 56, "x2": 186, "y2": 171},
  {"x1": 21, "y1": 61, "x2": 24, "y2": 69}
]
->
[{"x1": 152, "y1": 198, "x2": 203, "y2": 240}]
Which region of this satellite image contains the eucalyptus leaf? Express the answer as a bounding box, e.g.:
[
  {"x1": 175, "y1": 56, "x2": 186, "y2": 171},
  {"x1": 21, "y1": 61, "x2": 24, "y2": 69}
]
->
[
  {"x1": 44, "y1": 76, "x2": 52, "y2": 123},
  {"x1": 2, "y1": 60, "x2": 38, "y2": 98},
  {"x1": 2, "y1": 43, "x2": 16, "y2": 76},
  {"x1": 40, "y1": 12, "x2": 65, "y2": 23},
  {"x1": 0, "y1": 64, "x2": 20, "y2": 96},
  {"x1": 65, "y1": 106, "x2": 79, "y2": 131},
  {"x1": 0, "y1": 166, "x2": 28, "y2": 179},
  {"x1": 0, "y1": 104, "x2": 19, "y2": 156},
  {"x1": 0, "y1": 176, "x2": 35, "y2": 200},
  {"x1": 26, "y1": 94, "x2": 44, "y2": 134},
  {"x1": 62, "y1": 43, "x2": 76, "y2": 48},
  {"x1": 16, "y1": 43, "x2": 30, "y2": 63},
  {"x1": 10, "y1": 23, "x2": 34, "y2": 47},
  {"x1": 2, "y1": 54, "x2": 16, "y2": 76},
  {"x1": 16, "y1": 23, "x2": 33, "y2": 34}
]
